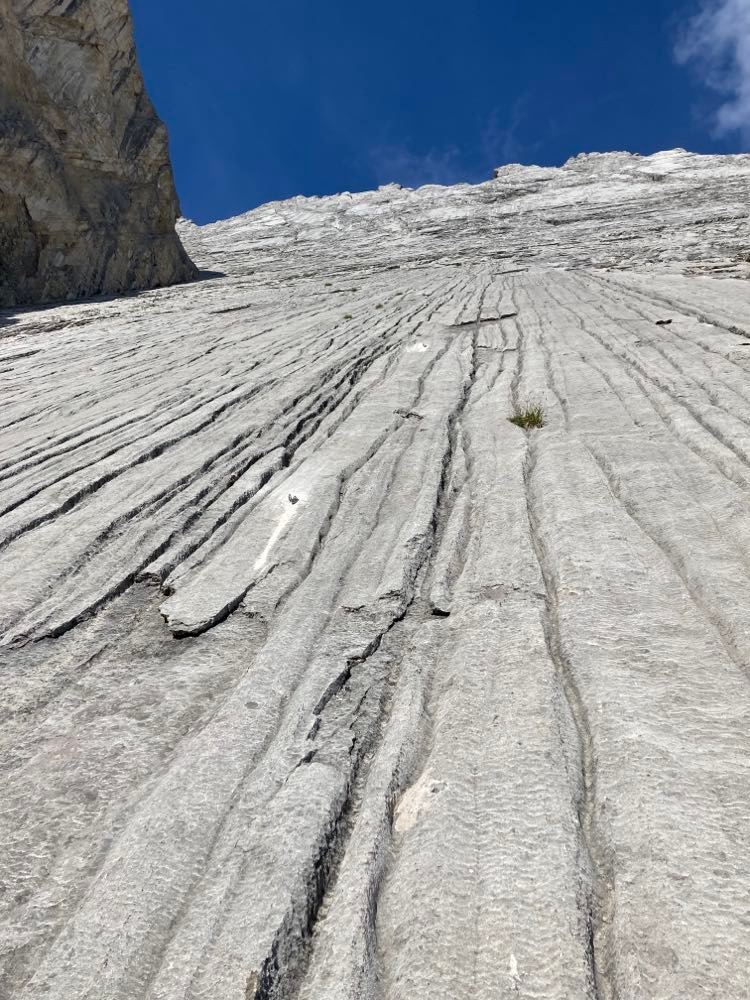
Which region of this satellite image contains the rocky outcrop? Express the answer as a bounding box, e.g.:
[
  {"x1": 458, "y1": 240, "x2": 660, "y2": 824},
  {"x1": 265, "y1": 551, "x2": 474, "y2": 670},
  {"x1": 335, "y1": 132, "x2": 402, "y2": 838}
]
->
[
  {"x1": 3, "y1": 152, "x2": 750, "y2": 999},
  {"x1": 0, "y1": 0, "x2": 196, "y2": 308}
]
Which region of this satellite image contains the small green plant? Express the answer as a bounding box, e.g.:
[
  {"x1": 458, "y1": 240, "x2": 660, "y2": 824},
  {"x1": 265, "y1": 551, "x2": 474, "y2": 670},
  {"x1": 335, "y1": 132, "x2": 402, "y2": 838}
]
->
[
  {"x1": 325, "y1": 282, "x2": 333, "y2": 286},
  {"x1": 343, "y1": 313, "x2": 353, "y2": 320},
  {"x1": 376, "y1": 303, "x2": 383, "y2": 309},
  {"x1": 509, "y1": 405, "x2": 545, "y2": 430}
]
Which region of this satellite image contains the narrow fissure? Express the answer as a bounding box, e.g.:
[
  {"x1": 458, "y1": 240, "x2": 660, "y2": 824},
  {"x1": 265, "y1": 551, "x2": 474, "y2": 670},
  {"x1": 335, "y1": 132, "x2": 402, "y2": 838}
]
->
[
  {"x1": 511, "y1": 315, "x2": 617, "y2": 1000},
  {"x1": 522, "y1": 436, "x2": 617, "y2": 1000}
]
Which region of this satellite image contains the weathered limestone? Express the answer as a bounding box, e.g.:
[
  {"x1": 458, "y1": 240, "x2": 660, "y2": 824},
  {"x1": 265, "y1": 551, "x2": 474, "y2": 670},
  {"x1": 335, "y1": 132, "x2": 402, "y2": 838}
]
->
[
  {"x1": 0, "y1": 0, "x2": 196, "y2": 307},
  {"x1": 2, "y1": 152, "x2": 750, "y2": 999}
]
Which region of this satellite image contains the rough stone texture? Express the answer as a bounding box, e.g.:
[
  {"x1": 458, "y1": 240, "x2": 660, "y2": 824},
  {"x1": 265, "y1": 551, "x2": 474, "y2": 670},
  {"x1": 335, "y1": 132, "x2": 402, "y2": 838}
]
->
[
  {"x1": 2, "y1": 150, "x2": 750, "y2": 999},
  {"x1": 0, "y1": 0, "x2": 196, "y2": 307}
]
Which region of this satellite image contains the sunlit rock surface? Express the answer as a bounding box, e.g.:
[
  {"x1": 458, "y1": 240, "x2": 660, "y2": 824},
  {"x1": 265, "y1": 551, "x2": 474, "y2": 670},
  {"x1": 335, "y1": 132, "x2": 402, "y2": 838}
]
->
[
  {"x1": 2, "y1": 149, "x2": 750, "y2": 999},
  {"x1": 0, "y1": 0, "x2": 196, "y2": 307}
]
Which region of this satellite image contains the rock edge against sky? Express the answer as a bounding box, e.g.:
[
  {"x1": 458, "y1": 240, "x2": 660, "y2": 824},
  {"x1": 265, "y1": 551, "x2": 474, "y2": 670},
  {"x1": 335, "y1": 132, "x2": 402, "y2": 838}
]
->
[{"x1": 0, "y1": 0, "x2": 195, "y2": 308}]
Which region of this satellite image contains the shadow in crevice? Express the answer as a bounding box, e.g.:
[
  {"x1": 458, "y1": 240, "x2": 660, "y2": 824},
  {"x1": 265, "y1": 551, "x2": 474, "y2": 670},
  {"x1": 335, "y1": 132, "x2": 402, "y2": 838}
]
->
[
  {"x1": 0, "y1": 267, "x2": 228, "y2": 340},
  {"x1": 0, "y1": 311, "x2": 21, "y2": 335}
]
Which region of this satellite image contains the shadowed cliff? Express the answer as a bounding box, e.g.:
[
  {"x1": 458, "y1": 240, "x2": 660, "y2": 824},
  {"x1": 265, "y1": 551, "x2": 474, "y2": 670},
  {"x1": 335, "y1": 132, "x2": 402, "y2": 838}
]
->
[{"x1": 0, "y1": 0, "x2": 196, "y2": 307}]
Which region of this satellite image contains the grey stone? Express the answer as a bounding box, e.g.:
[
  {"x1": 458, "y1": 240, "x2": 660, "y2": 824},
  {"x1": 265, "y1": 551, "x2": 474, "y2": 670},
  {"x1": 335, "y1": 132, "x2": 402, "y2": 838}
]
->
[
  {"x1": 0, "y1": 0, "x2": 196, "y2": 307},
  {"x1": 2, "y1": 150, "x2": 750, "y2": 999}
]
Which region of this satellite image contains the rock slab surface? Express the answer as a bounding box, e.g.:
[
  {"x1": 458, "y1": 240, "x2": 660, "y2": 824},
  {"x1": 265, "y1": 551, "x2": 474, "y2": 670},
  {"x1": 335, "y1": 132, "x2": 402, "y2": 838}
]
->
[
  {"x1": 1, "y1": 150, "x2": 750, "y2": 999},
  {"x1": 0, "y1": 0, "x2": 196, "y2": 307}
]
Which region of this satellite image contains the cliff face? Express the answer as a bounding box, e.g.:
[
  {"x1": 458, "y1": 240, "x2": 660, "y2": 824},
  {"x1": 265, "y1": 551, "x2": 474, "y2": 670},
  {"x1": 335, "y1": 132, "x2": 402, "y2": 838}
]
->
[
  {"x1": 3, "y1": 152, "x2": 750, "y2": 1000},
  {"x1": 0, "y1": 0, "x2": 196, "y2": 307}
]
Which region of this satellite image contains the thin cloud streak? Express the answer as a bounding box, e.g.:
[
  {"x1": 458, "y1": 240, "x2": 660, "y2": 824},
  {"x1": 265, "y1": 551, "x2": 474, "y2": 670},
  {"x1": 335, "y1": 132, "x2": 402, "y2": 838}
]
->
[
  {"x1": 480, "y1": 97, "x2": 534, "y2": 165},
  {"x1": 368, "y1": 144, "x2": 468, "y2": 188},
  {"x1": 675, "y1": 0, "x2": 750, "y2": 140},
  {"x1": 368, "y1": 100, "x2": 535, "y2": 189}
]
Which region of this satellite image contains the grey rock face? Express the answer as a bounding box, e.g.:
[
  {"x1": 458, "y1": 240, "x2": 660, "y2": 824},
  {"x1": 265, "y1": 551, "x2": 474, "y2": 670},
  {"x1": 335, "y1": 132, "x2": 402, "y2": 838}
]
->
[
  {"x1": 2, "y1": 151, "x2": 750, "y2": 999},
  {"x1": 0, "y1": 0, "x2": 196, "y2": 307}
]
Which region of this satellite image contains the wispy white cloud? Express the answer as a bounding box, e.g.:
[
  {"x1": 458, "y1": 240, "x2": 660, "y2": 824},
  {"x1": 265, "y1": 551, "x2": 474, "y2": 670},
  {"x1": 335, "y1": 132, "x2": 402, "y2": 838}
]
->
[
  {"x1": 368, "y1": 143, "x2": 467, "y2": 188},
  {"x1": 675, "y1": 0, "x2": 750, "y2": 139},
  {"x1": 480, "y1": 97, "x2": 533, "y2": 165},
  {"x1": 368, "y1": 99, "x2": 534, "y2": 189}
]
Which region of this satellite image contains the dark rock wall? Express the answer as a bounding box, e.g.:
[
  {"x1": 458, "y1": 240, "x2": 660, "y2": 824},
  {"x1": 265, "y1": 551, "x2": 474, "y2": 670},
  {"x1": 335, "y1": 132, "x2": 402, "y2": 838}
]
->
[{"x1": 0, "y1": 0, "x2": 196, "y2": 307}]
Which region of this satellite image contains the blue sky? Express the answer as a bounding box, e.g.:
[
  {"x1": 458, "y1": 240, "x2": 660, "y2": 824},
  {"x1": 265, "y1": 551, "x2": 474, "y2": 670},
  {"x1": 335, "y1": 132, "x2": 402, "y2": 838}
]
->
[{"x1": 130, "y1": 0, "x2": 750, "y2": 224}]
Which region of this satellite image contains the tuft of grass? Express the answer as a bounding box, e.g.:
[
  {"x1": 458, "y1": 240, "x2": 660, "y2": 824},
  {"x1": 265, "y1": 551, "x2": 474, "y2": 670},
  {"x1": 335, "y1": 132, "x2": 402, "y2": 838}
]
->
[
  {"x1": 376, "y1": 303, "x2": 383, "y2": 309},
  {"x1": 343, "y1": 313, "x2": 353, "y2": 320},
  {"x1": 509, "y1": 405, "x2": 545, "y2": 430}
]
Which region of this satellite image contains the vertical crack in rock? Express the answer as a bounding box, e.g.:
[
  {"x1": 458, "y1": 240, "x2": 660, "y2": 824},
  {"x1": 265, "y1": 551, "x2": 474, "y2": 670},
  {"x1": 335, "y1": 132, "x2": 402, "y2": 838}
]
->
[
  {"x1": 270, "y1": 324, "x2": 482, "y2": 1000},
  {"x1": 522, "y1": 435, "x2": 617, "y2": 1000},
  {"x1": 6, "y1": 153, "x2": 750, "y2": 999},
  {"x1": 512, "y1": 309, "x2": 616, "y2": 1000},
  {"x1": 249, "y1": 643, "x2": 399, "y2": 1000},
  {"x1": 584, "y1": 440, "x2": 750, "y2": 684}
]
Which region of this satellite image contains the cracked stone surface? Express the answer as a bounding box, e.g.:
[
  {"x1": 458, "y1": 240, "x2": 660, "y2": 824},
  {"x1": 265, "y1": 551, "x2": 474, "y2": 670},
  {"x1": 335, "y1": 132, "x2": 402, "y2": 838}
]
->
[
  {"x1": 2, "y1": 149, "x2": 750, "y2": 999},
  {"x1": 0, "y1": 0, "x2": 196, "y2": 307}
]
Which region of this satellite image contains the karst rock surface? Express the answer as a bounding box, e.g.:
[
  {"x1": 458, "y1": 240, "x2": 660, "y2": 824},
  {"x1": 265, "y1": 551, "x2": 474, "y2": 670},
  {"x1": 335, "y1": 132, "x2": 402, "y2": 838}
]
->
[
  {"x1": 0, "y1": 0, "x2": 196, "y2": 307},
  {"x1": 2, "y1": 149, "x2": 750, "y2": 999}
]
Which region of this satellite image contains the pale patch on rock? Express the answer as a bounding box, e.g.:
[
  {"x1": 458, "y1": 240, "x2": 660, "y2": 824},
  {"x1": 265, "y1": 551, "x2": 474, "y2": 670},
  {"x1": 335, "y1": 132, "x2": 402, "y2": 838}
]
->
[
  {"x1": 393, "y1": 770, "x2": 446, "y2": 834},
  {"x1": 253, "y1": 495, "x2": 305, "y2": 572}
]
